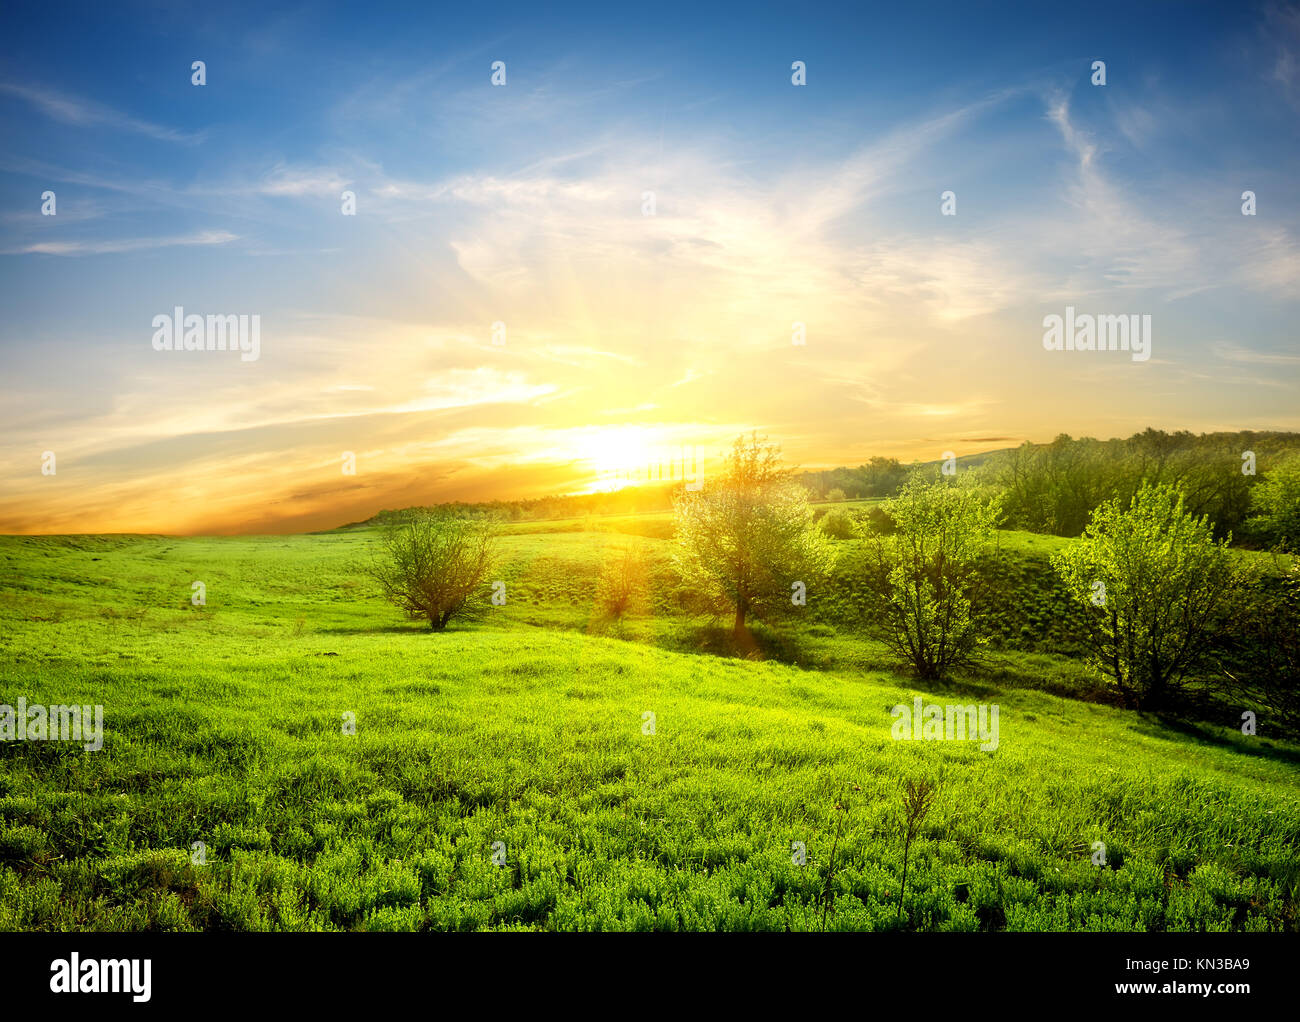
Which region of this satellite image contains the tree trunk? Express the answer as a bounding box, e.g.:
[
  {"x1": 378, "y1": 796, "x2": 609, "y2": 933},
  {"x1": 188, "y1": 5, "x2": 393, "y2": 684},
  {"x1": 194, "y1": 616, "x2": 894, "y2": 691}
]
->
[
  {"x1": 733, "y1": 597, "x2": 748, "y2": 638},
  {"x1": 1147, "y1": 669, "x2": 1166, "y2": 711}
]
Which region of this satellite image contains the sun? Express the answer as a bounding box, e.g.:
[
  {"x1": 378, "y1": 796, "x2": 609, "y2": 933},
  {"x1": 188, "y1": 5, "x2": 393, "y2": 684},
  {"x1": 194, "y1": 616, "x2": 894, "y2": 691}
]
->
[{"x1": 572, "y1": 425, "x2": 673, "y2": 489}]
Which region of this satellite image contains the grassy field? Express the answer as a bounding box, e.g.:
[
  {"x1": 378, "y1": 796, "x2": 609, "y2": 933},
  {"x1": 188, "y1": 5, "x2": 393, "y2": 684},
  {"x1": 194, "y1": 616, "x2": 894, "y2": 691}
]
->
[{"x1": 1, "y1": 523, "x2": 1298, "y2": 931}]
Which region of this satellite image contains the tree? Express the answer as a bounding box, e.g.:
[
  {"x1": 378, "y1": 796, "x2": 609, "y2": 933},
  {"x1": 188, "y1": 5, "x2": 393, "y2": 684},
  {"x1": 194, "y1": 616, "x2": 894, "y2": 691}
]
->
[
  {"x1": 862, "y1": 457, "x2": 908, "y2": 499},
  {"x1": 596, "y1": 542, "x2": 648, "y2": 618},
  {"x1": 368, "y1": 512, "x2": 498, "y2": 631},
  {"x1": 1051, "y1": 482, "x2": 1240, "y2": 709},
  {"x1": 819, "y1": 507, "x2": 858, "y2": 540},
  {"x1": 826, "y1": 487, "x2": 847, "y2": 502},
  {"x1": 1216, "y1": 561, "x2": 1300, "y2": 737},
  {"x1": 1248, "y1": 455, "x2": 1300, "y2": 551},
  {"x1": 858, "y1": 477, "x2": 1000, "y2": 679},
  {"x1": 984, "y1": 429, "x2": 1268, "y2": 539},
  {"x1": 673, "y1": 434, "x2": 835, "y2": 637}
]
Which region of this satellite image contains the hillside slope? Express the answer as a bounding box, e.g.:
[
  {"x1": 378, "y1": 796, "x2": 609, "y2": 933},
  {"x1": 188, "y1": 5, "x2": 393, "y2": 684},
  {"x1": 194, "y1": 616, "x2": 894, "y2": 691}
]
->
[{"x1": 1, "y1": 530, "x2": 1297, "y2": 930}]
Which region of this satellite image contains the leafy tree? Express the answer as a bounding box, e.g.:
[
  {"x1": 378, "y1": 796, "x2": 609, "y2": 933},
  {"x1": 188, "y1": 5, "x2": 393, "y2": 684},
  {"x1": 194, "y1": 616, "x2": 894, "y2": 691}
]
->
[
  {"x1": 1051, "y1": 482, "x2": 1240, "y2": 709},
  {"x1": 989, "y1": 435, "x2": 1125, "y2": 536},
  {"x1": 368, "y1": 512, "x2": 498, "y2": 631},
  {"x1": 673, "y1": 434, "x2": 835, "y2": 637},
  {"x1": 826, "y1": 487, "x2": 847, "y2": 502},
  {"x1": 985, "y1": 429, "x2": 1278, "y2": 539},
  {"x1": 862, "y1": 457, "x2": 908, "y2": 499},
  {"x1": 1248, "y1": 455, "x2": 1300, "y2": 551},
  {"x1": 1215, "y1": 561, "x2": 1300, "y2": 737},
  {"x1": 858, "y1": 478, "x2": 1001, "y2": 679}
]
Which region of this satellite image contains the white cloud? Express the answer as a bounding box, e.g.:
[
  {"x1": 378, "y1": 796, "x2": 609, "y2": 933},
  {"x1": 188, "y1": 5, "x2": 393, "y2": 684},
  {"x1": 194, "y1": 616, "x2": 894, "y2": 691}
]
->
[
  {"x1": 0, "y1": 82, "x2": 201, "y2": 143},
  {"x1": 6, "y1": 230, "x2": 237, "y2": 256}
]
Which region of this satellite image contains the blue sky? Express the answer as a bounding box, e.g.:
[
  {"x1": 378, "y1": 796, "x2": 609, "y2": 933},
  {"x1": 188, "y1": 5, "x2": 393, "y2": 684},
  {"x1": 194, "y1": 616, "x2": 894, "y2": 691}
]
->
[{"x1": 1, "y1": 0, "x2": 1298, "y2": 533}]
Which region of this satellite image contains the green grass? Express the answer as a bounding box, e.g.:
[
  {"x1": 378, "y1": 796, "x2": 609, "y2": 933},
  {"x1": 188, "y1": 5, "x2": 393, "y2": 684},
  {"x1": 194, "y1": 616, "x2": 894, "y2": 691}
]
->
[{"x1": 0, "y1": 527, "x2": 1297, "y2": 931}]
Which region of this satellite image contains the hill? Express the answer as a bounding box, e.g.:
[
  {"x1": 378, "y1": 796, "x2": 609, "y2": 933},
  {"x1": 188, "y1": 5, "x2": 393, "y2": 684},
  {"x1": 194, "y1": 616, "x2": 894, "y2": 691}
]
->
[{"x1": 1, "y1": 528, "x2": 1297, "y2": 930}]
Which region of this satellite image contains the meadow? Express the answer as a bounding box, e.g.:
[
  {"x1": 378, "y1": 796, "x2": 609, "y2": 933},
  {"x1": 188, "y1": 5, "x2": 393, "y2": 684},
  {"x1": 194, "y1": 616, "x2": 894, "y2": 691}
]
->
[{"x1": 1, "y1": 516, "x2": 1298, "y2": 931}]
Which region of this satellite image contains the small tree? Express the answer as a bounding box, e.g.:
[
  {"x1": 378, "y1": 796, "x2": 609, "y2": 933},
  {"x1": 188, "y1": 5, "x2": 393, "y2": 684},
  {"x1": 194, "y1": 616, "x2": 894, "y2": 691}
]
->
[
  {"x1": 820, "y1": 507, "x2": 858, "y2": 540},
  {"x1": 368, "y1": 512, "x2": 497, "y2": 631},
  {"x1": 859, "y1": 478, "x2": 1000, "y2": 679},
  {"x1": 673, "y1": 433, "x2": 835, "y2": 637},
  {"x1": 1051, "y1": 482, "x2": 1240, "y2": 709},
  {"x1": 596, "y1": 542, "x2": 648, "y2": 618},
  {"x1": 1248, "y1": 455, "x2": 1300, "y2": 551},
  {"x1": 1217, "y1": 561, "x2": 1300, "y2": 736}
]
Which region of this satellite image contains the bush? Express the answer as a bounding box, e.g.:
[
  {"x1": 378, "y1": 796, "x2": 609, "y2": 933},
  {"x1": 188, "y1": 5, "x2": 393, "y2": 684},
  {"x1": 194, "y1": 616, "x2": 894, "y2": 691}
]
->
[
  {"x1": 674, "y1": 434, "x2": 835, "y2": 636},
  {"x1": 857, "y1": 506, "x2": 897, "y2": 536},
  {"x1": 819, "y1": 508, "x2": 858, "y2": 540},
  {"x1": 1051, "y1": 482, "x2": 1241, "y2": 709},
  {"x1": 367, "y1": 512, "x2": 498, "y2": 631},
  {"x1": 1247, "y1": 455, "x2": 1300, "y2": 552},
  {"x1": 1214, "y1": 561, "x2": 1300, "y2": 736},
  {"x1": 857, "y1": 479, "x2": 1001, "y2": 679},
  {"x1": 596, "y1": 544, "x2": 648, "y2": 618}
]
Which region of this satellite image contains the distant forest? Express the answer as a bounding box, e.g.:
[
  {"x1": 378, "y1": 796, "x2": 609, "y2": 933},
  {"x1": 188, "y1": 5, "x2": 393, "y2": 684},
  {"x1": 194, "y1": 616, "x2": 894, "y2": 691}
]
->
[{"x1": 352, "y1": 428, "x2": 1300, "y2": 549}]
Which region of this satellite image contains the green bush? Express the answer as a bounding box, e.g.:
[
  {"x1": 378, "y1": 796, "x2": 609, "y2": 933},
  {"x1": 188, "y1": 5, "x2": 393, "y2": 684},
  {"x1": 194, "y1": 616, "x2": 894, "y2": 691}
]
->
[
  {"x1": 819, "y1": 508, "x2": 858, "y2": 540},
  {"x1": 1052, "y1": 482, "x2": 1242, "y2": 709},
  {"x1": 855, "y1": 479, "x2": 1001, "y2": 679},
  {"x1": 674, "y1": 434, "x2": 835, "y2": 636},
  {"x1": 1247, "y1": 456, "x2": 1300, "y2": 551},
  {"x1": 1215, "y1": 561, "x2": 1300, "y2": 736}
]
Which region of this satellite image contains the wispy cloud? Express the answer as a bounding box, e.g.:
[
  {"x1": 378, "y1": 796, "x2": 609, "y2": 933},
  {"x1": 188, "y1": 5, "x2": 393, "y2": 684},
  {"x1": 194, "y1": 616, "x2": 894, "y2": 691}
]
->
[
  {"x1": 1213, "y1": 341, "x2": 1300, "y2": 365},
  {"x1": 1, "y1": 4, "x2": 1297, "y2": 535},
  {"x1": 1264, "y1": 2, "x2": 1300, "y2": 109},
  {"x1": 4, "y1": 230, "x2": 237, "y2": 256},
  {"x1": 1044, "y1": 92, "x2": 1300, "y2": 301},
  {"x1": 0, "y1": 82, "x2": 202, "y2": 143}
]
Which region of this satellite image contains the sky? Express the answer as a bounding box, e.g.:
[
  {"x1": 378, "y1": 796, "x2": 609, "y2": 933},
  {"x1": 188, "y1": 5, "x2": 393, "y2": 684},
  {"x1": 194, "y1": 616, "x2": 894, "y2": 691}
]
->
[{"x1": 1, "y1": 0, "x2": 1298, "y2": 534}]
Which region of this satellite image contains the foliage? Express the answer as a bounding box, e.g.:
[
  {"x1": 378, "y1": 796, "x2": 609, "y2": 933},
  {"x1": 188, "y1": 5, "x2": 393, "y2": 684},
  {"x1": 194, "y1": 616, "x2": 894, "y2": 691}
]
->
[
  {"x1": 819, "y1": 507, "x2": 859, "y2": 540},
  {"x1": 857, "y1": 479, "x2": 1001, "y2": 679},
  {"x1": 367, "y1": 512, "x2": 497, "y2": 631},
  {"x1": 981, "y1": 429, "x2": 1296, "y2": 540},
  {"x1": 1051, "y1": 483, "x2": 1241, "y2": 709},
  {"x1": 673, "y1": 434, "x2": 835, "y2": 636},
  {"x1": 797, "y1": 457, "x2": 908, "y2": 501},
  {"x1": 1215, "y1": 561, "x2": 1300, "y2": 736},
  {"x1": 595, "y1": 543, "x2": 648, "y2": 619},
  {"x1": 897, "y1": 778, "x2": 939, "y2": 925},
  {"x1": 1247, "y1": 455, "x2": 1300, "y2": 552}
]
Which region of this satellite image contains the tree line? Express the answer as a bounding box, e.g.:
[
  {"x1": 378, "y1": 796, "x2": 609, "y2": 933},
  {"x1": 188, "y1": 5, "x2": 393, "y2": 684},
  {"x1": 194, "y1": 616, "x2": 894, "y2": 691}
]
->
[{"x1": 365, "y1": 433, "x2": 1300, "y2": 735}]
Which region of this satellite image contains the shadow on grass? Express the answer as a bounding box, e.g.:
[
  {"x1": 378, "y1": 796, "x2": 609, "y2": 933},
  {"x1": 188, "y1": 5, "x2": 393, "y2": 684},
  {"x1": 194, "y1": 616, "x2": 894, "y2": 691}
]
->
[
  {"x1": 1126, "y1": 713, "x2": 1300, "y2": 767},
  {"x1": 964, "y1": 657, "x2": 1122, "y2": 707},
  {"x1": 316, "y1": 623, "x2": 449, "y2": 636},
  {"x1": 672, "y1": 623, "x2": 824, "y2": 666}
]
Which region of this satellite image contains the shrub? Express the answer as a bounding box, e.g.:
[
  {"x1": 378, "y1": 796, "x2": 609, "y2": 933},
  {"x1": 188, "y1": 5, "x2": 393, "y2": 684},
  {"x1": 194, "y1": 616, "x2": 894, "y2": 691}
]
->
[
  {"x1": 596, "y1": 544, "x2": 648, "y2": 618},
  {"x1": 819, "y1": 507, "x2": 858, "y2": 540},
  {"x1": 1247, "y1": 455, "x2": 1300, "y2": 551},
  {"x1": 1051, "y1": 482, "x2": 1241, "y2": 709},
  {"x1": 674, "y1": 434, "x2": 835, "y2": 637},
  {"x1": 1215, "y1": 561, "x2": 1300, "y2": 736},
  {"x1": 367, "y1": 512, "x2": 498, "y2": 631},
  {"x1": 858, "y1": 506, "x2": 897, "y2": 536},
  {"x1": 858, "y1": 479, "x2": 1001, "y2": 679}
]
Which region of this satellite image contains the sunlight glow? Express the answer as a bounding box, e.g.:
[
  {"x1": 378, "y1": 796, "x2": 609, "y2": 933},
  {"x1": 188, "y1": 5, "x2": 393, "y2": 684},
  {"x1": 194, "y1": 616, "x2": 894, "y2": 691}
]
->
[{"x1": 572, "y1": 425, "x2": 683, "y2": 492}]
